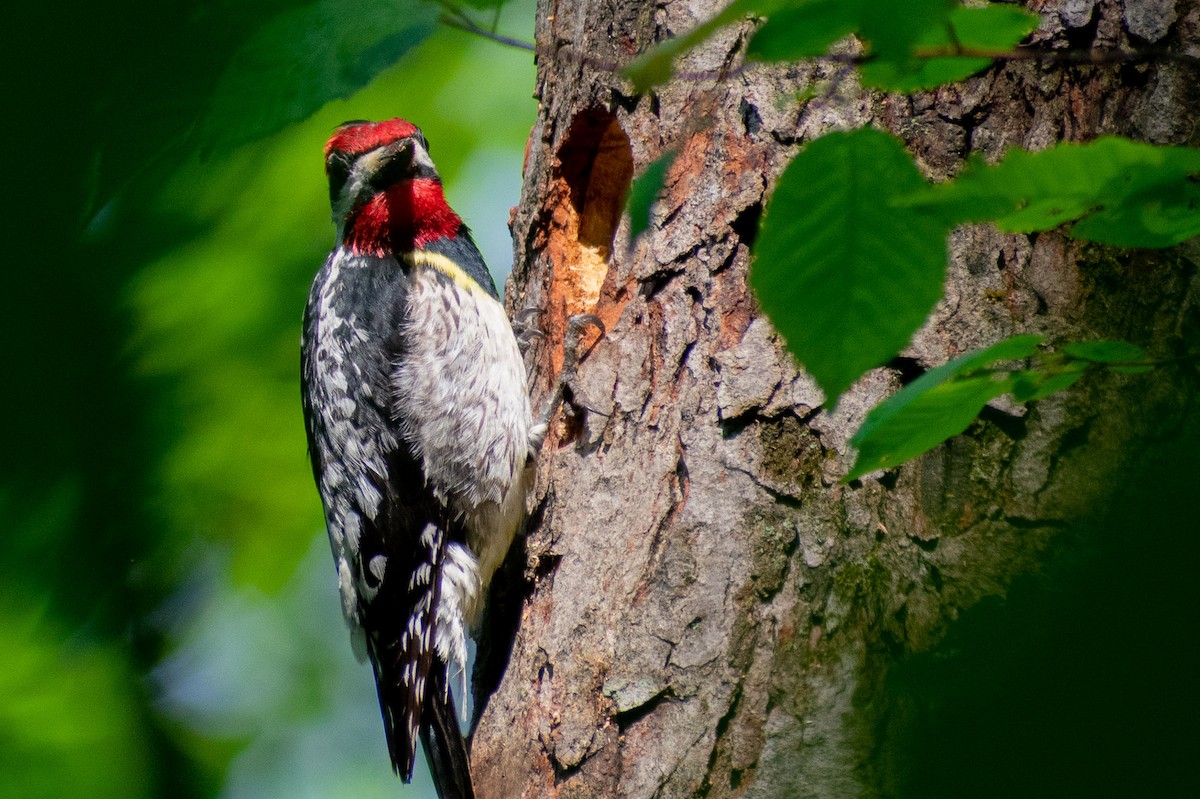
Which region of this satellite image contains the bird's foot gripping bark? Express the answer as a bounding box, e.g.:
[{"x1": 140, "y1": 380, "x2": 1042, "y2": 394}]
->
[
  {"x1": 511, "y1": 307, "x2": 545, "y2": 354},
  {"x1": 528, "y1": 313, "x2": 605, "y2": 452}
]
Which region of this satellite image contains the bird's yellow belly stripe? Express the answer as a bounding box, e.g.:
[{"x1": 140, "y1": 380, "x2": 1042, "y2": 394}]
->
[{"x1": 404, "y1": 250, "x2": 489, "y2": 296}]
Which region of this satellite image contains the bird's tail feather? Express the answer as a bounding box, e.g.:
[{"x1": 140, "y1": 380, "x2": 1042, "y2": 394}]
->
[{"x1": 421, "y1": 665, "x2": 475, "y2": 799}]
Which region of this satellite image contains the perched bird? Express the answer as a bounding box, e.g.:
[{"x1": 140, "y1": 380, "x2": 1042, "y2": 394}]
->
[{"x1": 300, "y1": 118, "x2": 534, "y2": 799}]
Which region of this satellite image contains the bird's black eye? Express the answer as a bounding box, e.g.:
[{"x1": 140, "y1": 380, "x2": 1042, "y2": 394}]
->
[{"x1": 326, "y1": 151, "x2": 354, "y2": 205}]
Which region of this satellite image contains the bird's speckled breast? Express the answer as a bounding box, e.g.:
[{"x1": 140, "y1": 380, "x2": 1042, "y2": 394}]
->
[{"x1": 391, "y1": 263, "x2": 531, "y2": 517}]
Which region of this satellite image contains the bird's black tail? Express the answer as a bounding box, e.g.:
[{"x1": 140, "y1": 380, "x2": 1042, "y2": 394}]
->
[
  {"x1": 421, "y1": 665, "x2": 475, "y2": 799},
  {"x1": 369, "y1": 620, "x2": 475, "y2": 798}
]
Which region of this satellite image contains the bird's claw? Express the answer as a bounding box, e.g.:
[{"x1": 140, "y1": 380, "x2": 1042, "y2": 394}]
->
[
  {"x1": 529, "y1": 312, "x2": 606, "y2": 451},
  {"x1": 512, "y1": 307, "x2": 545, "y2": 354},
  {"x1": 562, "y1": 313, "x2": 604, "y2": 372}
]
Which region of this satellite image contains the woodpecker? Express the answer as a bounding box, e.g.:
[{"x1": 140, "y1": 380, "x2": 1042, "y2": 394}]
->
[{"x1": 300, "y1": 118, "x2": 534, "y2": 799}]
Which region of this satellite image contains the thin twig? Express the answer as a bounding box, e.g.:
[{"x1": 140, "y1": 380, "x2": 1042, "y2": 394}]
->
[{"x1": 436, "y1": 8, "x2": 536, "y2": 53}]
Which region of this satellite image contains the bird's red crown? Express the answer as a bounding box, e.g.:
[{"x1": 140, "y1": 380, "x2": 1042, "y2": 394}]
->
[{"x1": 325, "y1": 118, "x2": 419, "y2": 160}]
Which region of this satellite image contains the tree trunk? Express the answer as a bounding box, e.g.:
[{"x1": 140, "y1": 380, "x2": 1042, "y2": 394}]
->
[{"x1": 473, "y1": 1, "x2": 1200, "y2": 796}]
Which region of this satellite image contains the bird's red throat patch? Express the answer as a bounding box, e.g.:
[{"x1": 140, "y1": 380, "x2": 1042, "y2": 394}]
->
[{"x1": 344, "y1": 178, "x2": 462, "y2": 256}]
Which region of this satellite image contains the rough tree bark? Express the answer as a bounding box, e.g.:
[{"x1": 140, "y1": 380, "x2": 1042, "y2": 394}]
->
[{"x1": 473, "y1": 1, "x2": 1200, "y2": 796}]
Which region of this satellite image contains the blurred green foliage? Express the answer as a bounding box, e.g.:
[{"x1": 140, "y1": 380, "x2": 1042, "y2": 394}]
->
[{"x1": 2, "y1": 0, "x2": 535, "y2": 796}]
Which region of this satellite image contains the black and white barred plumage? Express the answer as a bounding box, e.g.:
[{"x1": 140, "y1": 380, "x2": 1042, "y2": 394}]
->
[{"x1": 301, "y1": 119, "x2": 533, "y2": 799}]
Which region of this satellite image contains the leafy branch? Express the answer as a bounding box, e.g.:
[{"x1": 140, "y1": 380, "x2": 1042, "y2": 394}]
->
[
  {"x1": 846, "y1": 338, "x2": 1175, "y2": 480},
  {"x1": 622, "y1": 0, "x2": 1200, "y2": 479}
]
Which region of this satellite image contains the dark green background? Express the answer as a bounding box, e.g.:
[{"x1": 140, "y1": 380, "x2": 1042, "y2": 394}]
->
[{"x1": 2, "y1": 2, "x2": 533, "y2": 796}]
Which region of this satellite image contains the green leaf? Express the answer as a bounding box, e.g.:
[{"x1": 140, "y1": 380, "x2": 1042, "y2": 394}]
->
[
  {"x1": 1010, "y1": 365, "x2": 1086, "y2": 402},
  {"x1": 627, "y1": 150, "x2": 677, "y2": 241},
  {"x1": 845, "y1": 334, "x2": 1042, "y2": 480},
  {"x1": 746, "y1": 1, "x2": 858, "y2": 61},
  {"x1": 850, "y1": 373, "x2": 1013, "y2": 478},
  {"x1": 752, "y1": 128, "x2": 949, "y2": 404},
  {"x1": 906, "y1": 137, "x2": 1200, "y2": 247},
  {"x1": 859, "y1": 0, "x2": 956, "y2": 60},
  {"x1": 747, "y1": 0, "x2": 958, "y2": 66},
  {"x1": 200, "y1": 0, "x2": 438, "y2": 154},
  {"x1": 1063, "y1": 340, "x2": 1153, "y2": 373},
  {"x1": 1062, "y1": 340, "x2": 1147, "y2": 363},
  {"x1": 861, "y1": 54, "x2": 994, "y2": 92},
  {"x1": 1070, "y1": 180, "x2": 1200, "y2": 248},
  {"x1": 625, "y1": 0, "x2": 769, "y2": 90},
  {"x1": 643, "y1": 1, "x2": 1030, "y2": 92},
  {"x1": 746, "y1": 1, "x2": 1031, "y2": 91},
  {"x1": 862, "y1": 4, "x2": 1039, "y2": 90},
  {"x1": 943, "y1": 3, "x2": 1042, "y2": 47}
]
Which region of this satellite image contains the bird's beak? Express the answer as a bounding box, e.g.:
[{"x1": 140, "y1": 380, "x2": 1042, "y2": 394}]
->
[
  {"x1": 385, "y1": 138, "x2": 420, "y2": 171},
  {"x1": 359, "y1": 138, "x2": 413, "y2": 176}
]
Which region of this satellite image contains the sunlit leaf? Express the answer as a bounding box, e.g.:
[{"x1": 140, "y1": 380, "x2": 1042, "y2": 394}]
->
[
  {"x1": 850, "y1": 373, "x2": 1013, "y2": 478},
  {"x1": 905, "y1": 137, "x2": 1200, "y2": 246},
  {"x1": 862, "y1": 4, "x2": 1039, "y2": 90},
  {"x1": 943, "y1": 3, "x2": 1041, "y2": 46},
  {"x1": 627, "y1": 150, "x2": 677, "y2": 241},
  {"x1": 746, "y1": 1, "x2": 858, "y2": 61},
  {"x1": 752, "y1": 128, "x2": 948, "y2": 405},
  {"x1": 846, "y1": 334, "x2": 1042, "y2": 479}
]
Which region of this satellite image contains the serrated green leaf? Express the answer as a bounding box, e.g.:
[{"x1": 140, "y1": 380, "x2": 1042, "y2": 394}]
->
[
  {"x1": 905, "y1": 137, "x2": 1200, "y2": 247},
  {"x1": 746, "y1": 2, "x2": 858, "y2": 61},
  {"x1": 845, "y1": 334, "x2": 1042, "y2": 479},
  {"x1": 864, "y1": 5, "x2": 1040, "y2": 92},
  {"x1": 752, "y1": 128, "x2": 950, "y2": 404},
  {"x1": 201, "y1": 0, "x2": 437, "y2": 154},
  {"x1": 627, "y1": 150, "x2": 677, "y2": 241},
  {"x1": 848, "y1": 373, "x2": 1013, "y2": 479}
]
